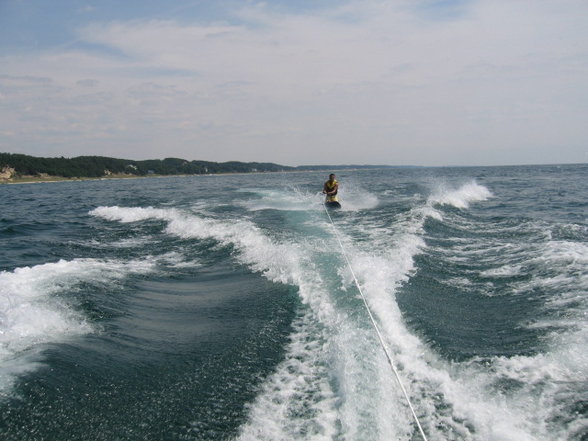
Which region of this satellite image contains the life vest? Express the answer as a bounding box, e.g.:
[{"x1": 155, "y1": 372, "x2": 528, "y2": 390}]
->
[
  {"x1": 325, "y1": 179, "x2": 338, "y2": 192},
  {"x1": 324, "y1": 179, "x2": 338, "y2": 202}
]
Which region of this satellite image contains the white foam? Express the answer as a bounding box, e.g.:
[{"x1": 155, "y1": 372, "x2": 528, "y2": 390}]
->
[
  {"x1": 322, "y1": 203, "x2": 584, "y2": 440},
  {"x1": 510, "y1": 240, "x2": 588, "y2": 297},
  {"x1": 239, "y1": 183, "x2": 379, "y2": 213},
  {"x1": 457, "y1": 320, "x2": 588, "y2": 441},
  {"x1": 335, "y1": 185, "x2": 379, "y2": 212},
  {"x1": 110, "y1": 237, "x2": 154, "y2": 248},
  {"x1": 428, "y1": 181, "x2": 492, "y2": 209},
  {"x1": 237, "y1": 313, "x2": 339, "y2": 441},
  {"x1": 540, "y1": 240, "x2": 588, "y2": 266},
  {"x1": 0, "y1": 257, "x2": 157, "y2": 397},
  {"x1": 317, "y1": 201, "x2": 443, "y2": 439},
  {"x1": 92, "y1": 206, "x2": 349, "y2": 437},
  {"x1": 93, "y1": 206, "x2": 421, "y2": 438},
  {"x1": 158, "y1": 251, "x2": 201, "y2": 268},
  {"x1": 345, "y1": 248, "x2": 560, "y2": 440},
  {"x1": 92, "y1": 207, "x2": 349, "y2": 331},
  {"x1": 407, "y1": 207, "x2": 587, "y2": 438},
  {"x1": 480, "y1": 264, "x2": 523, "y2": 277},
  {"x1": 91, "y1": 205, "x2": 173, "y2": 223},
  {"x1": 240, "y1": 187, "x2": 325, "y2": 212},
  {"x1": 324, "y1": 183, "x2": 586, "y2": 440},
  {"x1": 332, "y1": 202, "x2": 583, "y2": 441},
  {"x1": 90, "y1": 203, "x2": 586, "y2": 440},
  {"x1": 92, "y1": 206, "x2": 305, "y2": 286}
]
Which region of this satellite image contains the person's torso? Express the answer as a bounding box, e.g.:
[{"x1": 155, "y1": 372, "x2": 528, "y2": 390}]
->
[{"x1": 325, "y1": 179, "x2": 337, "y2": 191}]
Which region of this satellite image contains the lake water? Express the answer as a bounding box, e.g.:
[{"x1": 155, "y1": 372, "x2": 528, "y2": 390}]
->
[{"x1": 1, "y1": 164, "x2": 587, "y2": 440}]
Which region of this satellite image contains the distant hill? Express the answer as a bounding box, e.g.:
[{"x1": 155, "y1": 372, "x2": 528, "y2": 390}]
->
[
  {"x1": 0, "y1": 153, "x2": 294, "y2": 179},
  {"x1": 0, "y1": 152, "x2": 414, "y2": 181}
]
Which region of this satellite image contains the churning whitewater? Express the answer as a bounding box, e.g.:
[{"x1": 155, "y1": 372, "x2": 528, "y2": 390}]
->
[{"x1": 1, "y1": 165, "x2": 586, "y2": 440}]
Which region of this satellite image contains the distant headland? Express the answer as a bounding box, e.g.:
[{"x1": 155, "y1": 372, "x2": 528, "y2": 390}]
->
[{"x1": 0, "y1": 153, "x2": 415, "y2": 183}]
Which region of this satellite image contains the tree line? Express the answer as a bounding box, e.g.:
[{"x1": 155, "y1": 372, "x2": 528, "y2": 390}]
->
[{"x1": 0, "y1": 153, "x2": 294, "y2": 178}]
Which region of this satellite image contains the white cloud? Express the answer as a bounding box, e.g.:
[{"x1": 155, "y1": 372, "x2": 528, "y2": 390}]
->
[
  {"x1": 1, "y1": 0, "x2": 587, "y2": 165},
  {"x1": 76, "y1": 79, "x2": 99, "y2": 87}
]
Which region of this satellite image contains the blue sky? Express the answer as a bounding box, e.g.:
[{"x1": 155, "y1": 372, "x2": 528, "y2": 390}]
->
[{"x1": 1, "y1": 0, "x2": 587, "y2": 166}]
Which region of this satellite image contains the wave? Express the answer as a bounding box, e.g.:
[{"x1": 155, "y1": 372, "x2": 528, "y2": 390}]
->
[
  {"x1": 452, "y1": 308, "x2": 588, "y2": 441},
  {"x1": 413, "y1": 192, "x2": 588, "y2": 439},
  {"x1": 92, "y1": 205, "x2": 348, "y2": 438},
  {"x1": 428, "y1": 181, "x2": 492, "y2": 209},
  {"x1": 236, "y1": 313, "x2": 339, "y2": 441},
  {"x1": 239, "y1": 188, "x2": 325, "y2": 212},
  {"x1": 240, "y1": 184, "x2": 379, "y2": 212},
  {"x1": 90, "y1": 201, "x2": 585, "y2": 440},
  {"x1": 313, "y1": 194, "x2": 586, "y2": 440},
  {"x1": 92, "y1": 205, "x2": 426, "y2": 439},
  {"x1": 328, "y1": 213, "x2": 560, "y2": 440},
  {"x1": 0, "y1": 257, "x2": 157, "y2": 397},
  {"x1": 91, "y1": 206, "x2": 307, "y2": 286}
]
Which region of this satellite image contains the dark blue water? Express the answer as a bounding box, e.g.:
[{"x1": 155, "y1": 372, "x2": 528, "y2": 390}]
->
[{"x1": 1, "y1": 165, "x2": 587, "y2": 440}]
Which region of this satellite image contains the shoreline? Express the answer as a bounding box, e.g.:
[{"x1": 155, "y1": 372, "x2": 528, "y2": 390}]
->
[
  {"x1": 8, "y1": 162, "x2": 578, "y2": 185},
  {"x1": 1, "y1": 174, "x2": 157, "y2": 185},
  {"x1": 0, "y1": 169, "x2": 321, "y2": 185}
]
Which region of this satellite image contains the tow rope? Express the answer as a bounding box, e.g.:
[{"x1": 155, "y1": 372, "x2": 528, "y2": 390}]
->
[{"x1": 322, "y1": 203, "x2": 429, "y2": 441}]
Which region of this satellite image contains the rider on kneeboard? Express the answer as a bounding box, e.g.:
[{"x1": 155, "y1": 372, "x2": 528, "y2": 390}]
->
[{"x1": 323, "y1": 174, "x2": 341, "y2": 208}]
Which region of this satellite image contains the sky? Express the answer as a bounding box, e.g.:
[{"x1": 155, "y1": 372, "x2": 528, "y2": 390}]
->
[{"x1": 0, "y1": 0, "x2": 587, "y2": 166}]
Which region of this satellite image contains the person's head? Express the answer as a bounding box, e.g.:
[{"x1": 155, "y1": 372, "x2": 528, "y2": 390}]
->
[{"x1": 329, "y1": 174, "x2": 336, "y2": 180}]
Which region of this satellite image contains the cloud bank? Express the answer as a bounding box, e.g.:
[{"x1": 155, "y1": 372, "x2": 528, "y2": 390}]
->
[{"x1": 1, "y1": 0, "x2": 587, "y2": 165}]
